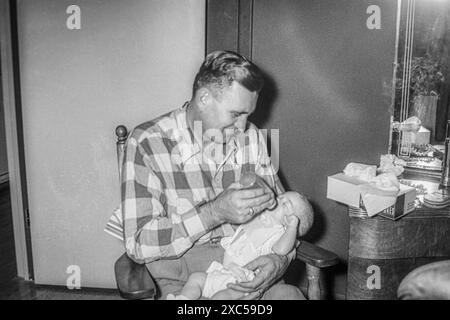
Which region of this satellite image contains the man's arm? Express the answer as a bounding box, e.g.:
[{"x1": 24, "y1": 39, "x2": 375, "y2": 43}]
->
[
  {"x1": 226, "y1": 126, "x2": 296, "y2": 295},
  {"x1": 122, "y1": 135, "x2": 221, "y2": 264},
  {"x1": 122, "y1": 133, "x2": 274, "y2": 264}
]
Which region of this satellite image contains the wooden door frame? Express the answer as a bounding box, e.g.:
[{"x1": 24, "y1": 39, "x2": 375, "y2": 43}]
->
[
  {"x1": 0, "y1": 0, "x2": 32, "y2": 281},
  {"x1": 206, "y1": 0, "x2": 254, "y2": 59}
]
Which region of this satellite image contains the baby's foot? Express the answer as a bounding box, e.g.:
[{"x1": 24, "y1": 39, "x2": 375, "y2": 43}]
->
[{"x1": 167, "y1": 294, "x2": 189, "y2": 300}]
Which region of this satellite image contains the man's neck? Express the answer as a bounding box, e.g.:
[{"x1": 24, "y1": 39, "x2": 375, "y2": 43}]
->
[
  {"x1": 186, "y1": 100, "x2": 205, "y2": 146},
  {"x1": 186, "y1": 99, "x2": 231, "y2": 146},
  {"x1": 186, "y1": 99, "x2": 197, "y2": 133}
]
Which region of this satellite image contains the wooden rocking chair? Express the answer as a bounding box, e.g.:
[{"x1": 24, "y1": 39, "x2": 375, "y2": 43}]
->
[{"x1": 113, "y1": 125, "x2": 339, "y2": 300}]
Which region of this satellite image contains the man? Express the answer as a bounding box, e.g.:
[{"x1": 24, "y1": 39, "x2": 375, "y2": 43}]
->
[{"x1": 122, "y1": 50, "x2": 309, "y2": 300}]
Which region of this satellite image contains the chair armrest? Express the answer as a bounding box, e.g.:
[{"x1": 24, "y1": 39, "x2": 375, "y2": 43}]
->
[
  {"x1": 114, "y1": 253, "x2": 156, "y2": 300},
  {"x1": 296, "y1": 240, "x2": 339, "y2": 268}
]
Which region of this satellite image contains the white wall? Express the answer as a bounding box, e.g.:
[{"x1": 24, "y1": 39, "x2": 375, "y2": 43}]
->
[{"x1": 17, "y1": 0, "x2": 205, "y2": 288}]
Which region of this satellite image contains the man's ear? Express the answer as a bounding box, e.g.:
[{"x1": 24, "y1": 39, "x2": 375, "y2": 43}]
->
[{"x1": 196, "y1": 87, "x2": 213, "y2": 112}]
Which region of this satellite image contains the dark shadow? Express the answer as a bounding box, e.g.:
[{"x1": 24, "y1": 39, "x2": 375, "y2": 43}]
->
[
  {"x1": 302, "y1": 200, "x2": 327, "y2": 243},
  {"x1": 0, "y1": 182, "x2": 17, "y2": 286},
  {"x1": 284, "y1": 257, "x2": 347, "y2": 300},
  {"x1": 250, "y1": 68, "x2": 293, "y2": 194},
  {"x1": 284, "y1": 198, "x2": 344, "y2": 299},
  {"x1": 250, "y1": 68, "x2": 345, "y2": 299},
  {"x1": 284, "y1": 259, "x2": 306, "y2": 292},
  {"x1": 249, "y1": 69, "x2": 278, "y2": 128},
  {"x1": 322, "y1": 261, "x2": 347, "y2": 300},
  {"x1": 253, "y1": 69, "x2": 332, "y2": 255},
  {"x1": 276, "y1": 169, "x2": 291, "y2": 192},
  {"x1": 250, "y1": 68, "x2": 327, "y2": 241}
]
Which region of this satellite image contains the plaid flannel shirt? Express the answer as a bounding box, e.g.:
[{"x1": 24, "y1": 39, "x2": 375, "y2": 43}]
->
[{"x1": 122, "y1": 103, "x2": 284, "y2": 264}]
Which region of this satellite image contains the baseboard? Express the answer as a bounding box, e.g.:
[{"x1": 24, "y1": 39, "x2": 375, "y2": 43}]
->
[
  {"x1": 33, "y1": 283, "x2": 119, "y2": 295},
  {"x1": 298, "y1": 285, "x2": 346, "y2": 300},
  {"x1": 333, "y1": 291, "x2": 346, "y2": 300},
  {"x1": 0, "y1": 172, "x2": 8, "y2": 185},
  {"x1": 0, "y1": 175, "x2": 9, "y2": 192}
]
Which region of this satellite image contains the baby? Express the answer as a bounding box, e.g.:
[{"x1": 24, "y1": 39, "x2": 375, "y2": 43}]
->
[{"x1": 167, "y1": 180, "x2": 314, "y2": 300}]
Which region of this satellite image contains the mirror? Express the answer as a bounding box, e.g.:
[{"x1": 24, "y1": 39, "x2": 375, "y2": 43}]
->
[{"x1": 390, "y1": 0, "x2": 450, "y2": 173}]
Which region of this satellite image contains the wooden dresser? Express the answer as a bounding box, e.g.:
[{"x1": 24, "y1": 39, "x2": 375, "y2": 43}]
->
[{"x1": 346, "y1": 205, "x2": 450, "y2": 299}]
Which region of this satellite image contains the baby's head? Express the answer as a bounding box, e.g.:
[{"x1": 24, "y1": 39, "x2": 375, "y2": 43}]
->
[{"x1": 268, "y1": 191, "x2": 314, "y2": 236}]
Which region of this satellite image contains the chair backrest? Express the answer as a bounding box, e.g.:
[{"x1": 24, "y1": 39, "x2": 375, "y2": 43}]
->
[
  {"x1": 103, "y1": 126, "x2": 129, "y2": 241},
  {"x1": 113, "y1": 125, "x2": 157, "y2": 300},
  {"x1": 115, "y1": 125, "x2": 129, "y2": 182}
]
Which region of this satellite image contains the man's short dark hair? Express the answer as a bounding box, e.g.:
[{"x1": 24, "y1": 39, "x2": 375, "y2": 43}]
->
[{"x1": 192, "y1": 50, "x2": 264, "y2": 97}]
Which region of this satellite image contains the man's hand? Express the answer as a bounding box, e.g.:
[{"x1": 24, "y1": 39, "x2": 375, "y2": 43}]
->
[
  {"x1": 226, "y1": 254, "x2": 290, "y2": 296},
  {"x1": 211, "y1": 182, "x2": 275, "y2": 225}
]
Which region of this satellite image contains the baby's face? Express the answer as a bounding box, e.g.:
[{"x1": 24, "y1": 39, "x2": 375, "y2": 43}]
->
[
  {"x1": 262, "y1": 191, "x2": 302, "y2": 224},
  {"x1": 260, "y1": 191, "x2": 313, "y2": 236}
]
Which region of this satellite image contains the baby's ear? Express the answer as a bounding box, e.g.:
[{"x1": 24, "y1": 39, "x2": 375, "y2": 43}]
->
[{"x1": 284, "y1": 215, "x2": 299, "y2": 227}]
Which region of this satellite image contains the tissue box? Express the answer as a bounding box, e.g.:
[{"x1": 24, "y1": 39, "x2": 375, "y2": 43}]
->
[
  {"x1": 327, "y1": 173, "x2": 365, "y2": 208},
  {"x1": 327, "y1": 173, "x2": 416, "y2": 219},
  {"x1": 377, "y1": 187, "x2": 417, "y2": 220}
]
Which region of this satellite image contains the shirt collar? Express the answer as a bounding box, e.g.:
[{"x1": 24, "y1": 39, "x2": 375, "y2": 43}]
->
[
  {"x1": 175, "y1": 102, "x2": 202, "y2": 165},
  {"x1": 174, "y1": 102, "x2": 241, "y2": 168}
]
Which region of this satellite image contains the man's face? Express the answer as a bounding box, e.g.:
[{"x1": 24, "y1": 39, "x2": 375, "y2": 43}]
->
[{"x1": 200, "y1": 81, "x2": 259, "y2": 143}]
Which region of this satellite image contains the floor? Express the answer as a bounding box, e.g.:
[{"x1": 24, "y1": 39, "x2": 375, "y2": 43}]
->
[
  {"x1": 0, "y1": 278, "x2": 123, "y2": 300},
  {"x1": 0, "y1": 182, "x2": 122, "y2": 300},
  {"x1": 0, "y1": 182, "x2": 344, "y2": 300},
  {"x1": 0, "y1": 182, "x2": 17, "y2": 285}
]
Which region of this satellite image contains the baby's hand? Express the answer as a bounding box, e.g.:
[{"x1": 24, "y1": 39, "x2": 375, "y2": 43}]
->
[
  {"x1": 284, "y1": 215, "x2": 299, "y2": 227},
  {"x1": 228, "y1": 263, "x2": 255, "y2": 282}
]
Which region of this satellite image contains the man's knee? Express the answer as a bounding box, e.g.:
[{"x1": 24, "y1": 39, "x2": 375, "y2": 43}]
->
[
  {"x1": 188, "y1": 272, "x2": 207, "y2": 285},
  {"x1": 263, "y1": 283, "x2": 306, "y2": 300},
  {"x1": 398, "y1": 260, "x2": 450, "y2": 300}
]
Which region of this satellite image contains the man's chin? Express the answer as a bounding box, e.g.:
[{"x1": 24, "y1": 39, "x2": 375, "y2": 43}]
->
[
  {"x1": 203, "y1": 135, "x2": 226, "y2": 145},
  {"x1": 204, "y1": 132, "x2": 239, "y2": 145}
]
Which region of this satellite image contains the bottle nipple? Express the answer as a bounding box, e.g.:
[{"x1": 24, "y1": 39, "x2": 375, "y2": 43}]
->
[{"x1": 240, "y1": 171, "x2": 256, "y2": 188}]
